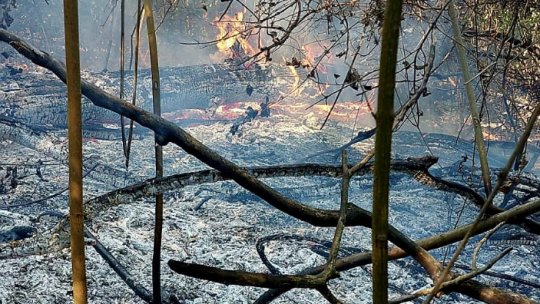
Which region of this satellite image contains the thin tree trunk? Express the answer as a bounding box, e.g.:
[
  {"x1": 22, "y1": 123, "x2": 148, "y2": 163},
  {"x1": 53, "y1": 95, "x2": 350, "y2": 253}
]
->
[
  {"x1": 372, "y1": 0, "x2": 403, "y2": 303},
  {"x1": 143, "y1": 0, "x2": 163, "y2": 303},
  {"x1": 120, "y1": 0, "x2": 127, "y2": 161},
  {"x1": 102, "y1": 9, "x2": 115, "y2": 72},
  {"x1": 124, "y1": 0, "x2": 143, "y2": 168},
  {"x1": 448, "y1": 0, "x2": 492, "y2": 195},
  {"x1": 62, "y1": 0, "x2": 87, "y2": 302}
]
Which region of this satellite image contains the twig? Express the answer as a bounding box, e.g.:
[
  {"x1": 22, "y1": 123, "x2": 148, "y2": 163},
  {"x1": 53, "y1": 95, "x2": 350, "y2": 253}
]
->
[
  {"x1": 124, "y1": 0, "x2": 143, "y2": 168},
  {"x1": 442, "y1": 247, "x2": 512, "y2": 287},
  {"x1": 0, "y1": 164, "x2": 97, "y2": 210},
  {"x1": 472, "y1": 221, "x2": 505, "y2": 269},
  {"x1": 316, "y1": 285, "x2": 343, "y2": 304},
  {"x1": 255, "y1": 199, "x2": 540, "y2": 303},
  {"x1": 388, "y1": 293, "x2": 419, "y2": 304},
  {"x1": 425, "y1": 87, "x2": 540, "y2": 303},
  {"x1": 322, "y1": 150, "x2": 351, "y2": 276},
  {"x1": 463, "y1": 61, "x2": 497, "y2": 85},
  {"x1": 452, "y1": 263, "x2": 540, "y2": 289},
  {"x1": 390, "y1": 247, "x2": 513, "y2": 303},
  {"x1": 84, "y1": 229, "x2": 152, "y2": 302},
  {"x1": 349, "y1": 44, "x2": 436, "y2": 175}
]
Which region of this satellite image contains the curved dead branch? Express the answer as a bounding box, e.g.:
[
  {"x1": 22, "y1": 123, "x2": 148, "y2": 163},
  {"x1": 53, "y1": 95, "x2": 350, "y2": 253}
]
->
[
  {"x1": 82, "y1": 157, "x2": 436, "y2": 219},
  {"x1": 168, "y1": 260, "x2": 332, "y2": 289},
  {"x1": 255, "y1": 199, "x2": 540, "y2": 303}
]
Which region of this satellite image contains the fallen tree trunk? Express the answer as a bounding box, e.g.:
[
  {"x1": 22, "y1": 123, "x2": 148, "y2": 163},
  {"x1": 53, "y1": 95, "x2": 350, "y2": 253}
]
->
[
  {"x1": 0, "y1": 118, "x2": 137, "y2": 188},
  {"x1": 0, "y1": 60, "x2": 294, "y2": 136}
]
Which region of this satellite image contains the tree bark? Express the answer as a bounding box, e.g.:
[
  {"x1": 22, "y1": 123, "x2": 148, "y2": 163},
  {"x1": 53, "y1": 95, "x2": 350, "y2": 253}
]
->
[
  {"x1": 63, "y1": 0, "x2": 87, "y2": 302},
  {"x1": 372, "y1": 0, "x2": 403, "y2": 303},
  {"x1": 142, "y1": 0, "x2": 164, "y2": 302}
]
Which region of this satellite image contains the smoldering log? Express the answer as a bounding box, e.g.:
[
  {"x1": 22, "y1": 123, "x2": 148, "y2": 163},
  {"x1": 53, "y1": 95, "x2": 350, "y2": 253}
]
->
[{"x1": 0, "y1": 62, "x2": 298, "y2": 138}]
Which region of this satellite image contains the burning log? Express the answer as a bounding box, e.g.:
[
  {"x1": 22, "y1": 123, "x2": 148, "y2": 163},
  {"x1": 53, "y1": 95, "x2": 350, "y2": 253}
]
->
[{"x1": 0, "y1": 62, "x2": 298, "y2": 138}]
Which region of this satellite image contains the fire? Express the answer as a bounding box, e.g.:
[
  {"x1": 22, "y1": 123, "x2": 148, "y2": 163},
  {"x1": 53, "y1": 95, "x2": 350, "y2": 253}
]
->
[
  {"x1": 286, "y1": 62, "x2": 301, "y2": 96},
  {"x1": 283, "y1": 44, "x2": 331, "y2": 97},
  {"x1": 284, "y1": 44, "x2": 332, "y2": 98},
  {"x1": 213, "y1": 12, "x2": 257, "y2": 61},
  {"x1": 301, "y1": 44, "x2": 329, "y2": 74}
]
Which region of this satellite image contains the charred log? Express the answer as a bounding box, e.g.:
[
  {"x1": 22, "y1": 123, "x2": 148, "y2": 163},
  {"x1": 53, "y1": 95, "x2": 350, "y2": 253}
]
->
[
  {"x1": 0, "y1": 62, "x2": 295, "y2": 138},
  {"x1": 0, "y1": 225, "x2": 36, "y2": 243},
  {"x1": 0, "y1": 120, "x2": 136, "y2": 188}
]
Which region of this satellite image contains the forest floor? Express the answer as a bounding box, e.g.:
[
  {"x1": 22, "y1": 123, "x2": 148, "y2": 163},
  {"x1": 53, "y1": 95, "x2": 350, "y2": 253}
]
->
[{"x1": 0, "y1": 107, "x2": 539, "y2": 303}]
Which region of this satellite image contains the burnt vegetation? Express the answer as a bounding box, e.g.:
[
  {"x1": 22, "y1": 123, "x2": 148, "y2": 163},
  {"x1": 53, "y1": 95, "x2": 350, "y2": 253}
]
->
[{"x1": 0, "y1": 0, "x2": 539, "y2": 303}]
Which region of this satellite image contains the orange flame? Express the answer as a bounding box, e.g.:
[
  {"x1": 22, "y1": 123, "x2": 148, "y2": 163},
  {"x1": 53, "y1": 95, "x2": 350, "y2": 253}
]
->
[
  {"x1": 285, "y1": 59, "x2": 301, "y2": 96},
  {"x1": 213, "y1": 12, "x2": 257, "y2": 61},
  {"x1": 301, "y1": 44, "x2": 329, "y2": 74},
  {"x1": 292, "y1": 44, "x2": 333, "y2": 98}
]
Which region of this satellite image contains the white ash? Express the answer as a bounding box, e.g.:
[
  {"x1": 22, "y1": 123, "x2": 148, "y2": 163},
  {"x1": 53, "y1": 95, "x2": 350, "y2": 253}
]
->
[{"x1": 0, "y1": 113, "x2": 538, "y2": 303}]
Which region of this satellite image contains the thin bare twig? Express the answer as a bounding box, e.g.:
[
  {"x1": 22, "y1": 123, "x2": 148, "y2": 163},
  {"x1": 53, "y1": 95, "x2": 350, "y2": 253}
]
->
[{"x1": 471, "y1": 221, "x2": 505, "y2": 269}]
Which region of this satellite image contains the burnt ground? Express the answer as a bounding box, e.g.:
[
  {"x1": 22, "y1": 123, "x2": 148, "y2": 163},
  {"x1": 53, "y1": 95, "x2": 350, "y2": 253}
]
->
[{"x1": 0, "y1": 110, "x2": 539, "y2": 303}]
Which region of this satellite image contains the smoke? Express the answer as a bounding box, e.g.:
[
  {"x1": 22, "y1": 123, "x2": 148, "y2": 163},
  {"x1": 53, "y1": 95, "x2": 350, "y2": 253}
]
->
[
  {"x1": 1, "y1": 0, "x2": 480, "y2": 137},
  {"x1": 4, "y1": 0, "x2": 235, "y2": 70}
]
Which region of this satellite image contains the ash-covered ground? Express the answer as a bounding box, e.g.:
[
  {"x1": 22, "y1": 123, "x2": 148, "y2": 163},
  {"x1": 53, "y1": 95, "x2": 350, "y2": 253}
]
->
[{"x1": 0, "y1": 109, "x2": 539, "y2": 303}]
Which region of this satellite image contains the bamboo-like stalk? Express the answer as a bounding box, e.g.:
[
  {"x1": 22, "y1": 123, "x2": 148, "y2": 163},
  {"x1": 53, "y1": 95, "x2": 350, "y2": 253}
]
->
[
  {"x1": 423, "y1": 5, "x2": 540, "y2": 301},
  {"x1": 120, "y1": 0, "x2": 127, "y2": 161},
  {"x1": 102, "y1": 9, "x2": 115, "y2": 71},
  {"x1": 62, "y1": 0, "x2": 87, "y2": 302},
  {"x1": 448, "y1": 0, "x2": 492, "y2": 195},
  {"x1": 124, "y1": 0, "x2": 143, "y2": 168},
  {"x1": 422, "y1": 2, "x2": 494, "y2": 303},
  {"x1": 143, "y1": 0, "x2": 163, "y2": 302},
  {"x1": 372, "y1": 0, "x2": 403, "y2": 303}
]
